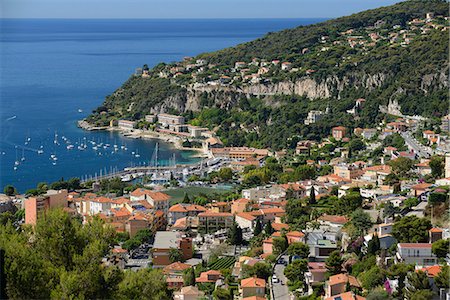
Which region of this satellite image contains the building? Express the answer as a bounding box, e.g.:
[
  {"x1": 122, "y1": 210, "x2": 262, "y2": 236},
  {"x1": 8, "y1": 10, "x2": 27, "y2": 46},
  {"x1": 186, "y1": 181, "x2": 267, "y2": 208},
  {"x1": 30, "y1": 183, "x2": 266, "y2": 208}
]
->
[
  {"x1": 157, "y1": 114, "x2": 185, "y2": 127},
  {"x1": 333, "y1": 164, "x2": 364, "y2": 180},
  {"x1": 117, "y1": 120, "x2": 136, "y2": 130},
  {"x1": 231, "y1": 198, "x2": 251, "y2": 214},
  {"x1": 429, "y1": 228, "x2": 443, "y2": 243},
  {"x1": 152, "y1": 231, "x2": 193, "y2": 268},
  {"x1": 240, "y1": 277, "x2": 266, "y2": 298},
  {"x1": 163, "y1": 261, "x2": 191, "y2": 289},
  {"x1": 25, "y1": 189, "x2": 68, "y2": 225},
  {"x1": 130, "y1": 188, "x2": 171, "y2": 214},
  {"x1": 281, "y1": 62, "x2": 292, "y2": 71},
  {"x1": 396, "y1": 243, "x2": 438, "y2": 266},
  {"x1": 198, "y1": 211, "x2": 234, "y2": 233},
  {"x1": 168, "y1": 203, "x2": 207, "y2": 225},
  {"x1": 325, "y1": 274, "x2": 361, "y2": 297},
  {"x1": 211, "y1": 147, "x2": 269, "y2": 160},
  {"x1": 332, "y1": 126, "x2": 347, "y2": 141},
  {"x1": 305, "y1": 262, "x2": 327, "y2": 285},
  {"x1": 173, "y1": 286, "x2": 205, "y2": 300},
  {"x1": 125, "y1": 213, "x2": 151, "y2": 237},
  {"x1": 235, "y1": 212, "x2": 257, "y2": 231},
  {"x1": 325, "y1": 292, "x2": 366, "y2": 300},
  {"x1": 145, "y1": 114, "x2": 157, "y2": 123},
  {"x1": 195, "y1": 270, "x2": 223, "y2": 283}
]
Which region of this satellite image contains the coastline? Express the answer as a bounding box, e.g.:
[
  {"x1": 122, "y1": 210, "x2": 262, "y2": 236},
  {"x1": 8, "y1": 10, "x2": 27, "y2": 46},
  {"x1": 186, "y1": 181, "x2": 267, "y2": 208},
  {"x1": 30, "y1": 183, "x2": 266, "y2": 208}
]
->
[{"x1": 77, "y1": 120, "x2": 209, "y2": 158}]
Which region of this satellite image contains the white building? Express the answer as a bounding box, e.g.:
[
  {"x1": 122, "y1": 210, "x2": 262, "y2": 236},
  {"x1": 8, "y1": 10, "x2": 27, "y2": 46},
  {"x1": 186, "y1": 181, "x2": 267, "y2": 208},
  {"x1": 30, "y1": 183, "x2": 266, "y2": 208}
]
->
[
  {"x1": 396, "y1": 243, "x2": 437, "y2": 267},
  {"x1": 305, "y1": 110, "x2": 324, "y2": 125},
  {"x1": 118, "y1": 120, "x2": 136, "y2": 130}
]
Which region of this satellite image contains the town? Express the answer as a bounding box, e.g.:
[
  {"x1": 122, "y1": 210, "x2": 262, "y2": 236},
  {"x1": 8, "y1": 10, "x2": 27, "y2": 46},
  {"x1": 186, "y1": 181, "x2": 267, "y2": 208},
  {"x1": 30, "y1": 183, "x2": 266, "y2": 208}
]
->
[{"x1": 1, "y1": 7, "x2": 449, "y2": 300}]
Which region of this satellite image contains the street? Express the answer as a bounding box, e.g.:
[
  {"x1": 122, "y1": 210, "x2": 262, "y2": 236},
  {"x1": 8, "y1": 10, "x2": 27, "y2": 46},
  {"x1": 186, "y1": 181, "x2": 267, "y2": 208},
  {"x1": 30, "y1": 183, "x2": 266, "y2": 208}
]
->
[
  {"x1": 272, "y1": 255, "x2": 290, "y2": 300},
  {"x1": 401, "y1": 131, "x2": 432, "y2": 158}
]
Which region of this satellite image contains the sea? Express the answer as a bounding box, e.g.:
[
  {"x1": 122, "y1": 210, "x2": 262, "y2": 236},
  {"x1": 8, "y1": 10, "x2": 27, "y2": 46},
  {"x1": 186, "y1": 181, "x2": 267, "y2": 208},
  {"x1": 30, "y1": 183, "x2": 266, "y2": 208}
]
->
[{"x1": 0, "y1": 18, "x2": 324, "y2": 192}]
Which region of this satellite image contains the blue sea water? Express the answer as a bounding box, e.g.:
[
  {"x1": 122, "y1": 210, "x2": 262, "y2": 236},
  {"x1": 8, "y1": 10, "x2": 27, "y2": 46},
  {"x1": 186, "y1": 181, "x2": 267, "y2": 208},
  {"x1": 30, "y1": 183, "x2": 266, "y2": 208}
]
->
[{"x1": 0, "y1": 18, "x2": 324, "y2": 192}]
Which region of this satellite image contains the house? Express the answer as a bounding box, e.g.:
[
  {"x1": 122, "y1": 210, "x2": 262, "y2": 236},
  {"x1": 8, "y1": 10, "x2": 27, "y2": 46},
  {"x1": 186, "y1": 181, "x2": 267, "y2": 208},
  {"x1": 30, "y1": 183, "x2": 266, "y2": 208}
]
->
[
  {"x1": 281, "y1": 62, "x2": 292, "y2": 71},
  {"x1": 240, "y1": 277, "x2": 266, "y2": 298},
  {"x1": 361, "y1": 128, "x2": 377, "y2": 140},
  {"x1": 325, "y1": 274, "x2": 362, "y2": 297},
  {"x1": 333, "y1": 164, "x2": 364, "y2": 180},
  {"x1": 145, "y1": 114, "x2": 157, "y2": 123},
  {"x1": 157, "y1": 114, "x2": 185, "y2": 127},
  {"x1": 396, "y1": 243, "x2": 438, "y2": 266},
  {"x1": 117, "y1": 120, "x2": 136, "y2": 130},
  {"x1": 24, "y1": 189, "x2": 68, "y2": 225},
  {"x1": 325, "y1": 291, "x2": 366, "y2": 300},
  {"x1": 236, "y1": 212, "x2": 257, "y2": 232},
  {"x1": 130, "y1": 188, "x2": 171, "y2": 214},
  {"x1": 163, "y1": 261, "x2": 191, "y2": 289},
  {"x1": 429, "y1": 227, "x2": 443, "y2": 243},
  {"x1": 152, "y1": 231, "x2": 193, "y2": 268},
  {"x1": 305, "y1": 262, "x2": 327, "y2": 285},
  {"x1": 332, "y1": 126, "x2": 347, "y2": 141},
  {"x1": 231, "y1": 198, "x2": 251, "y2": 214},
  {"x1": 415, "y1": 160, "x2": 432, "y2": 176},
  {"x1": 125, "y1": 213, "x2": 151, "y2": 237},
  {"x1": 196, "y1": 270, "x2": 223, "y2": 283},
  {"x1": 305, "y1": 226, "x2": 340, "y2": 261},
  {"x1": 410, "y1": 183, "x2": 433, "y2": 197},
  {"x1": 197, "y1": 211, "x2": 234, "y2": 233},
  {"x1": 386, "y1": 121, "x2": 408, "y2": 132},
  {"x1": 168, "y1": 203, "x2": 207, "y2": 225},
  {"x1": 286, "y1": 231, "x2": 305, "y2": 244},
  {"x1": 318, "y1": 214, "x2": 349, "y2": 227},
  {"x1": 173, "y1": 286, "x2": 205, "y2": 300}
]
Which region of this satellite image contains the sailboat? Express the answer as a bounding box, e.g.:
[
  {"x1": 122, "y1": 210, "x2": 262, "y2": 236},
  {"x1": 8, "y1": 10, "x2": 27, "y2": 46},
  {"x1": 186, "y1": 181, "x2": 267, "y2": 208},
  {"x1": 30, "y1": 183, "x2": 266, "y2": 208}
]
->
[
  {"x1": 21, "y1": 148, "x2": 25, "y2": 161},
  {"x1": 135, "y1": 149, "x2": 140, "y2": 158},
  {"x1": 14, "y1": 148, "x2": 20, "y2": 166},
  {"x1": 54, "y1": 131, "x2": 59, "y2": 145},
  {"x1": 37, "y1": 144, "x2": 44, "y2": 154}
]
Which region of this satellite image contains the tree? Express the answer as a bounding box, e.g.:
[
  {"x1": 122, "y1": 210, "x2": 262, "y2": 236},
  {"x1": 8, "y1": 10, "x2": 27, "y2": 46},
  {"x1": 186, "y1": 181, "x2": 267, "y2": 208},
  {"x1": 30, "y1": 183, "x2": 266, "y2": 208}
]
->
[
  {"x1": 242, "y1": 262, "x2": 272, "y2": 280},
  {"x1": 325, "y1": 250, "x2": 343, "y2": 275},
  {"x1": 3, "y1": 185, "x2": 16, "y2": 196},
  {"x1": 404, "y1": 271, "x2": 431, "y2": 300},
  {"x1": 287, "y1": 242, "x2": 309, "y2": 259},
  {"x1": 388, "y1": 157, "x2": 414, "y2": 177},
  {"x1": 435, "y1": 265, "x2": 449, "y2": 289},
  {"x1": 429, "y1": 155, "x2": 444, "y2": 178},
  {"x1": 169, "y1": 248, "x2": 183, "y2": 263},
  {"x1": 367, "y1": 234, "x2": 380, "y2": 255},
  {"x1": 360, "y1": 266, "x2": 385, "y2": 290},
  {"x1": 432, "y1": 239, "x2": 449, "y2": 258},
  {"x1": 349, "y1": 139, "x2": 365, "y2": 152},
  {"x1": 228, "y1": 221, "x2": 243, "y2": 245},
  {"x1": 331, "y1": 191, "x2": 362, "y2": 215},
  {"x1": 388, "y1": 263, "x2": 414, "y2": 299},
  {"x1": 218, "y1": 168, "x2": 233, "y2": 182},
  {"x1": 309, "y1": 186, "x2": 316, "y2": 205},
  {"x1": 392, "y1": 216, "x2": 432, "y2": 243},
  {"x1": 264, "y1": 220, "x2": 274, "y2": 235},
  {"x1": 115, "y1": 269, "x2": 171, "y2": 300},
  {"x1": 213, "y1": 287, "x2": 231, "y2": 300},
  {"x1": 366, "y1": 288, "x2": 391, "y2": 300},
  {"x1": 408, "y1": 290, "x2": 433, "y2": 300},
  {"x1": 254, "y1": 219, "x2": 263, "y2": 236},
  {"x1": 183, "y1": 267, "x2": 195, "y2": 286},
  {"x1": 350, "y1": 209, "x2": 372, "y2": 236},
  {"x1": 284, "y1": 259, "x2": 308, "y2": 283},
  {"x1": 383, "y1": 202, "x2": 397, "y2": 219},
  {"x1": 272, "y1": 236, "x2": 288, "y2": 256}
]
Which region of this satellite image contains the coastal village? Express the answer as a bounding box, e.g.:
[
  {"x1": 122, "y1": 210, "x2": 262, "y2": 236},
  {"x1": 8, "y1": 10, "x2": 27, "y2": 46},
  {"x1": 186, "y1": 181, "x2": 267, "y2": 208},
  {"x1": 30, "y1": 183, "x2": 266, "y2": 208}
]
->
[{"x1": 1, "y1": 10, "x2": 450, "y2": 300}]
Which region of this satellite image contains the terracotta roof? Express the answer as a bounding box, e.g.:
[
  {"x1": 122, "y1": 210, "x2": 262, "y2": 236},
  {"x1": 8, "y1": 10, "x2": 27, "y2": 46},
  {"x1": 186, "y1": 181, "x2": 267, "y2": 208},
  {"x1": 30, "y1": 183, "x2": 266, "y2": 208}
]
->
[
  {"x1": 328, "y1": 274, "x2": 361, "y2": 288},
  {"x1": 163, "y1": 261, "x2": 191, "y2": 274},
  {"x1": 364, "y1": 165, "x2": 392, "y2": 173},
  {"x1": 241, "y1": 277, "x2": 266, "y2": 288},
  {"x1": 237, "y1": 212, "x2": 257, "y2": 221},
  {"x1": 332, "y1": 126, "x2": 346, "y2": 131},
  {"x1": 411, "y1": 183, "x2": 432, "y2": 190},
  {"x1": 398, "y1": 243, "x2": 432, "y2": 249},
  {"x1": 92, "y1": 196, "x2": 113, "y2": 203},
  {"x1": 429, "y1": 227, "x2": 443, "y2": 233},
  {"x1": 198, "y1": 211, "x2": 233, "y2": 217},
  {"x1": 319, "y1": 214, "x2": 349, "y2": 225},
  {"x1": 130, "y1": 188, "x2": 170, "y2": 201},
  {"x1": 169, "y1": 203, "x2": 207, "y2": 213},
  {"x1": 419, "y1": 265, "x2": 442, "y2": 277},
  {"x1": 286, "y1": 231, "x2": 305, "y2": 238},
  {"x1": 278, "y1": 183, "x2": 305, "y2": 191},
  {"x1": 179, "y1": 286, "x2": 203, "y2": 296},
  {"x1": 325, "y1": 292, "x2": 365, "y2": 300},
  {"x1": 272, "y1": 223, "x2": 289, "y2": 231},
  {"x1": 114, "y1": 207, "x2": 132, "y2": 218}
]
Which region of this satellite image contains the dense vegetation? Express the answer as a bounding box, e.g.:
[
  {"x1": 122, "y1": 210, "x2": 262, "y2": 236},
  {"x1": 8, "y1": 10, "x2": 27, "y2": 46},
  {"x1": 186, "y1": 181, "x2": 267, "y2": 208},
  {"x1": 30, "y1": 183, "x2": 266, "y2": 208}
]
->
[{"x1": 89, "y1": 0, "x2": 448, "y2": 150}]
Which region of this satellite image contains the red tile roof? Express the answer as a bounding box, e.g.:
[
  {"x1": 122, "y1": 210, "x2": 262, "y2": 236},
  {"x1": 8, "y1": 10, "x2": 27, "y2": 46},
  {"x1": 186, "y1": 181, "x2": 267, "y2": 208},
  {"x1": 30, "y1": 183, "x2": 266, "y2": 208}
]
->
[{"x1": 241, "y1": 277, "x2": 266, "y2": 288}]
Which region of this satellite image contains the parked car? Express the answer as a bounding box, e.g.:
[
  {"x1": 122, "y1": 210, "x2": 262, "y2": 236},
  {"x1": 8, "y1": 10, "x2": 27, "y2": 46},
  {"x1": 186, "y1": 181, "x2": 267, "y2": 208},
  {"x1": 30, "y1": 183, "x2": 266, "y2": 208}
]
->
[{"x1": 272, "y1": 275, "x2": 279, "y2": 284}]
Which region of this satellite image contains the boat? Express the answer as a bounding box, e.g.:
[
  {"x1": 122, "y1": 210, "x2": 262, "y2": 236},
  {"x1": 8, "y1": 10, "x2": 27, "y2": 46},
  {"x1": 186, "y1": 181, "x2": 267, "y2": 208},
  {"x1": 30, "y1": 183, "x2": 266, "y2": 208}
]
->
[
  {"x1": 52, "y1": 162, "x2": 57, "y2": 166},
  {"x1": 135, "y1": 149, "x2": 140, "y2": 158},
  {"x1": 78, "y1": 109, "x2": 83, "y2": 113},
  {"x1": 37, "y1": 149, "x2": 44, "y2": 154},
  {"x1": 66, "y1": 145, "x2": 74, "y2": 150},
  {"x1": 6, "y1": 116, "x2": 17, "y2": 121},
  {"x1": 54, "y1": 131, "x2": 59, "y2": 145},
  {"x1": 21, "y1": 148, "x2": 25, "y2": 161},
  {"x1": 14, "y1": 149, "x2": 20, "y2": 166},
  {"x1": 13, "y1": 166, "x2": 18, "y2": 171}
]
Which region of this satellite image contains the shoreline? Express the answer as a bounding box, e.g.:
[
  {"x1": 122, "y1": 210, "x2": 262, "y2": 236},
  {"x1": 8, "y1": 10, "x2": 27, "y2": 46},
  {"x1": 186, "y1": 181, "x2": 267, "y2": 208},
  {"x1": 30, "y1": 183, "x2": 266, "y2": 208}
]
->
[{"x1": 78, "y1": 120, "x2": 209, "y2": 159}]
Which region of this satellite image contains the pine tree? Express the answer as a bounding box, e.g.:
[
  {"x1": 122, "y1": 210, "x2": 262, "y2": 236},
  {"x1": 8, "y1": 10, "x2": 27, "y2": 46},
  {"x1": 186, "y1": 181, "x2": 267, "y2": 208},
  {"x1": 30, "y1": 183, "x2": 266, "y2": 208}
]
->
[
  {"x1": 309, "y1": 186, "x2": 316, "y2": 205},
  {"x1": 367, "y1": 234, "x2": 380, "y2": 255},
  {"x1": 264, "y1": 220, "x2": 274, "y2": 235},
  {"x1": 254, "y1": 219, "x2": 262, "y2": 236},
  {"x1": 229, "y1": 221, "x2": 243, "y2": 245}
]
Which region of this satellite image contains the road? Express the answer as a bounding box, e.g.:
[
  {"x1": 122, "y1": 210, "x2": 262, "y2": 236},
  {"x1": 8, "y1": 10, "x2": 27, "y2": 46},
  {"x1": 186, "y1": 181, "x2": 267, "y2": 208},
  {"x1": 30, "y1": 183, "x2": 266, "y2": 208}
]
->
[
  {"x1": 272, "y1": 255, "x2": 290, "y2": 300},
  {"x1": 401, "y1": 131, "x2": 432, "y2": 158}
]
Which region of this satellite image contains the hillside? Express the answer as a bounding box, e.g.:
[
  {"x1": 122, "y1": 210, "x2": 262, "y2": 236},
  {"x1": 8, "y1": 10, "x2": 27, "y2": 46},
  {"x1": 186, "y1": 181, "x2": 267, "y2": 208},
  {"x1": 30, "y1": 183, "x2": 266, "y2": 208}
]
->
[{"x1": 87, "y1": 0, "x2": 449, "y2": 149}]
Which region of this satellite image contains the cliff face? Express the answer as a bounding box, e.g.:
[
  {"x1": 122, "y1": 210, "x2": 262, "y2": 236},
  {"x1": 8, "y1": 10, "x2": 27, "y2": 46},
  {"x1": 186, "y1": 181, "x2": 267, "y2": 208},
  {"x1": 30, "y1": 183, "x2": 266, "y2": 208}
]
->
[{"x1": 142, "y1": 69, "x2": 446, "y2": 115}]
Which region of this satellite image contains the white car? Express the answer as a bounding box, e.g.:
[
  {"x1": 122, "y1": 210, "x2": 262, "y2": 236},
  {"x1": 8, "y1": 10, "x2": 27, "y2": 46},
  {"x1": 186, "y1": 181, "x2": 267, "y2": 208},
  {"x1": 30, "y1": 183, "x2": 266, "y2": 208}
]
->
[{"x1": 271, "y1": 275, "x2": 279, "y2": 284}]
